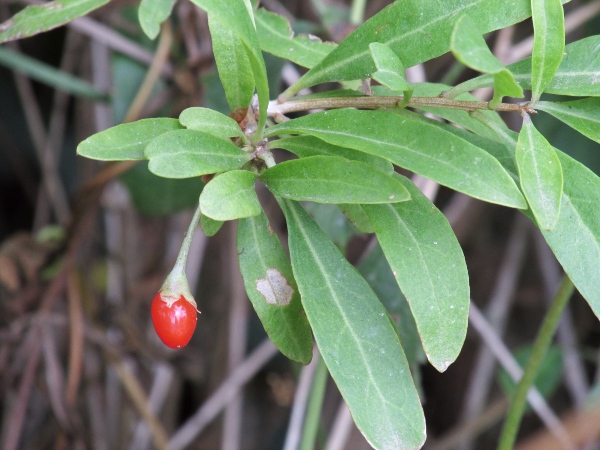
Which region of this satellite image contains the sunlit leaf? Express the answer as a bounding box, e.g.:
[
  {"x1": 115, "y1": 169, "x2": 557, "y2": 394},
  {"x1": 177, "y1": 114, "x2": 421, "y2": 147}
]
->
[
  {"x1": 179, "y1": 107, "x2": 244, "y2": 140},
  {"x1": 369, "y1": 43, "x2": 412, "y2": 102},
  {"x1": 199, "y1": 170, "x2": 260, "y2": 220}
]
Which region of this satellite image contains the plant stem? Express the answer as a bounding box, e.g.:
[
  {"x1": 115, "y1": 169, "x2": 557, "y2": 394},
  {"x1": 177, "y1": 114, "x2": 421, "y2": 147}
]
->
[
  {"x1": 268, "y1": 95, "x2": 528, "y2": 117},
  {"x1": 173, "y1": 204, "x2": 203, "y2": 275},
  {"x1": 350, "y1": 0, "x2": 367, "y2": 25},
  {"x1": 299, "y1": 353, "x2": 328, "y2": 450},
  {"x1": 497, "y1": 275, "x2": 575, "y2": 450}
]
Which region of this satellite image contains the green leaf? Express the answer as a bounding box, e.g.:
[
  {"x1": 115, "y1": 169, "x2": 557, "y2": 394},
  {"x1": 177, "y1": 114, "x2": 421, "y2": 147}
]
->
[
  {"x1": 199, "y1": 170, "x2": 260, "y2": 220},
  {"x1": 144, "y1": 129, "x2": 251, "y2": 178},
  {"x1": 0, "y1": 47, "x2": 107, "y2": 100},
  {"x1": 271, "y1": 135, "x2": 393, "y2": 174},
  {"x1": 254, "y1": 8, "x2": 335, "y2": 69},
  {"x1": 302, "y1": 203, "x2": 358, "y2": 249},
  {"x1": 338, "y1": 204, "x2": 374, "y2": 234},
  {"x1": 281, "y1": 0, "x2": 568, "y2": 97},
  {"x1": 537, "y1": 98, "x2": 600, "y2": 144},
  {"x1": 260, "y1": 156, "x2": 411, "y2": 204},
  {"x1": 530, "y1": 0, "x2": 565, "y2": 103},
  {"x1": 77, "y1": 118, "x2": 183, "y2": 161},
  {"x1": 138, "y1": 0, "x2": 175, "y2": 40},
  {"x1": 363, "y1": 175, "x2": 469, "y2": 372},
  {"x1": 265, "y1": 109, "x2": 527, "y2": 209},
  {"x1": 120, "y1": 162, "x2": 205, "y2": 217},
  {"x1": 458, "y1": 36, "x2": 600, "y2": 97},
  {"x1": 515, "y1": 115, "x2": 563, "y2": 230},
  {"x1": 191, "y1": 0, "x2": 269, "y2": 132},
  {"x1": 369, "y1": 43, "x2": 412, "y2": 103},
  {"x1": 179, "y1": 107, "x2": 244, "y2": 140},
  {"x1": 358, "y1": 244, "x2": 424, "y2": 366},
  {"x1": 450, "y1": 15, "x2": 522, "y2": 107},
  {"x1": 0, "y1": 0, "x2": 109, "y2": 43},
  {"x1": 200, "y1": 214, "x2": 223, "y2": 236},
  {"x1": 538, "y1": 150, "x2": 600, "y2": 320},
  {"x1": 207, "y1": 16, "x2": 255, "y2": 113},
  {"x1": 280, "y1": 199, "x2": 426, "y2": 449},
  {"x1": 237, "y1": 210, "x2": 313, "y2": 364}
]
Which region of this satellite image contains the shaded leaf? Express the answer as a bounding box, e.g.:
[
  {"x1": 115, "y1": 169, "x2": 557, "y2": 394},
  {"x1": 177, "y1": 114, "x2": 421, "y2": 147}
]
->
[
  {"x1": 138, "y1": 0, "x2": 175, "y2": 40},
  {"x1": 260, "y1": 155, "x2": 410, "y2": 204},
  {"x1": 450, "y1": 15, "x2": 522, "y2": 107},
  {"x1": 338, "y1": 204, "x2": 374, "y2": 234},
  {"x1": 280, "y1": 199, "x2": 426, "y2": 450},
  {"x1": 179, "y1": 107, "x2": 244, "y2": 139},
  {"x1": 0, "y1": 0, "x2": 109, "y2": 43},
  {"x1": 265, "y1": 109, "x2": 527, "y2": 209},
  {"x1": 282, "y1": 0, "x2": 568, "y2": 97},
  {"x1": 201, "y1": 214, "x2": 223, "y2": 236},
  {"x1": 537, "y1": 98, "x2": 600, "y2": 144},
  {"x1": 237, "y1": 210, "x2": 313, "y2": 364},
  {"x1": 530, "y1": 0, "x2": 565, "y2": 102},
  {"x1": 255, "y1": 8, "x2": 335, "y2": 69},
  {"x1": 363, "y1": 175, "x2": 469, "y2": 372},
  {"x1": 199, "y1": 170, "x2": 260, "y2": 220},
  {"x1": 271, "y1": 135, "x2": 393, "y2": 174},
  {"x1": 516, "y1": 115, "x2": 563, "y2": 230},
  {"x1": 145, "y1": 129, "x2": 251, "y2": 178},
  {"x1": 302, "y1": 203, "x2": 358, "y2": 250},
  {"x1": 77, "y1": 118, "x2": 183, "y2": 161}
]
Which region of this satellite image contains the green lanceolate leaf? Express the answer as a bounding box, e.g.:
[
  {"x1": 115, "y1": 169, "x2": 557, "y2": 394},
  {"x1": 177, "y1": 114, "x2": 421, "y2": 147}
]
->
[
  {"x1": 516, "y1": 115, "x2": 563, "y2": 230},
  {"x1": 280, "y1": 199, "x2": 426, "y2": 449},
  {"x1": 540, "y1": 150, "x2": 600, "y2": 320},
  {"x1": 363, "y1": 175, "x2": 469, "y2": 372},
  {"x1": 281, "y1": 0, "x2": 568, "y2": 98},
  {"x1": 369, "y1": 43, "x2": 412, "y2": 103},
  {"x1": 265, "y1": 109, "x2": 527, "y2": 209},
  {"x1": 260, "y1": 155, "x2": 410, "y2": 204},
  {"x1": 272, "y1": 135, "x2": 393, "y2": 174},
  {"x1": 537, "y1": 98, "x2": 600, "y2": 144},
  {"x1": 179, "y1": 107, "x2": 244, "y2": 140},
  {"x1": 138, "y1": 0, "x2": 175, "y2": 40},
  {"x1": 199, "y1": 170, "x2": 260, "y2": 220},
  {"x1": 338, "y1": 204, "x2": 374, "y2": 234},
  {"x1": 144, "y1": 129, "x2": 251, "y2": 178},
  {"x1": 207, "y1": 16, "x2": 255, "y2": 113},
  {"x1": 200, "y1": 214, "x2": 223, "y2": 236},
  {"x1": 457, "y1": 36, "x2": 600, "y2": 97},
  {"x1": 450, "y1": 15, "x2": 522, "y2": 107},
  {"x1": 237, "y1": 210, "x2": 313, "y2": 364},
  {"x1": 254, "y1": 8, "x2": 335, "y2": 69},
  {"x1": 77, "y1": 118, "x2": 183, "y2": 161},
  {"x1": 0, "y1": 0, "x2": 109, "y2": 43},
  {"x1": 530, "y1": 0, "x2": 565, "y2": 103},
  {"x1": 191, "y1": 0, "x2": 269, "y2": 133}
]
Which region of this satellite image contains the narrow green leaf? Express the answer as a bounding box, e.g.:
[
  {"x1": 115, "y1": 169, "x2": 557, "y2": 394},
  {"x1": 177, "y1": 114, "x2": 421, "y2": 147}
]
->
[
  {"x1": 138, "y1": 0, "x2": 175, "y2": 40},
  {"x1": 191, "y1": 0, "x2": 269, "y2": 132},
  {"x1": 338, "y1": 204, "x2": 374, "y2": 234},
  {"x1": 0, "y1": 47, "x2": 107, "y2": 100},
  {"x1": 77, "y1": 118, "x2": 183, "y2": 161},
  {"x1": 254, "y1": 8, "x2": 335, "y2": 69},
  {"x1": 280, "y1": 199, "x2": 426, "y2": 449},
  {"x1": 363, "y1": 175, "x2": 469, "y2": 372},
  {"x1": 0, "y1": 0, "x2": 109, "y2": 43},
  {"x1": 179, "y1": 107, "x2": 244, "y2": 139},
  {"x1": 540, "y1": 151, "x2": 600, "y2": 320},
  {"x1": 537, "y1": 98, "x2": 600, "y2": 144},
  {"x1": 200, "y1": 214, "x2": 223, "y2": 236},
  {"x1": 207, "y1": 16, "x2": 255, "y2": 113},
  {"x1": 456, "y1": 35, "x2": 600, "y2": 97},
  {"x1": 282, "y1": 0, "x2": 568, "y2": 97},
  {"x1": 530, "y1": 0, "x2": 565, "y2": 103},
  {"x1": 271, "y1": 135, "x2": 393, "y2": 174},
  {"x1": 516, "y1": 115, "x2": 563, "y2": 230},
  {"x1": 265, "y1": 109, "x2": 527, "y2": 209},
  {"x1": 369, "y1": 43, "x2": 413, "y2": 103},
  {"x1": 260, "y1": 156, "x2": 411, "y2": 204},
  {"x1": 302, "y1": 203, "x2": 357, "y2": 250},
  {"x1": 144, "y1": 129, "x2": 251, "y2": 178},
  {"x1": 450, "y1": 15, "x2": 522, "y2": 107},
  {"x1": 199, "y1": 170, "x2": 260, "y2": 220},
  {"x1": 237, "y1": 210, "x2": 313, "y2": 364}
]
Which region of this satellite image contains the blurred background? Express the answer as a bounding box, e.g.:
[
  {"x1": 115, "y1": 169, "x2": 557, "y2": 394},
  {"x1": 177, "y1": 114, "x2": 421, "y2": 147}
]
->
[{"x1": 1, "y1": 0, "x2": 600, "y2": 449}]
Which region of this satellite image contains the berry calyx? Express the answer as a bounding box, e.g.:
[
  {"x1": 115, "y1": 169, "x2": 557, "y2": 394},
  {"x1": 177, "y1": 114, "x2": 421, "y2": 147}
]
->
[{"x1": 151, "y1": 292, "x2": 197, "y2": 349}]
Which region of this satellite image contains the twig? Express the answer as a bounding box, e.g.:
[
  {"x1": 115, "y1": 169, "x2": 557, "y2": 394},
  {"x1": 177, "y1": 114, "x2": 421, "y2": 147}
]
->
[
  {"x1": 168, "y1": 339, "x2": 279, "y2": 450},
  {"x1": 324, "y1": 401, "x2": 353, "y2": 450}
]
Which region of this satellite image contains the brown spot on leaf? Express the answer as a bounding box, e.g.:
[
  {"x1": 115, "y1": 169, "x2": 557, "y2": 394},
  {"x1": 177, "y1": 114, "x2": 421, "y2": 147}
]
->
[{"x1": 256, "y1": 268, "x2": 293, "y2": 306}]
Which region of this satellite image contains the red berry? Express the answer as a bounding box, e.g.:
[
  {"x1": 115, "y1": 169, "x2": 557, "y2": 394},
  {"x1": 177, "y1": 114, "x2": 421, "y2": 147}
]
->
[{"x1": 151, "y1": 292, "x2": 197, "y2": 349}]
